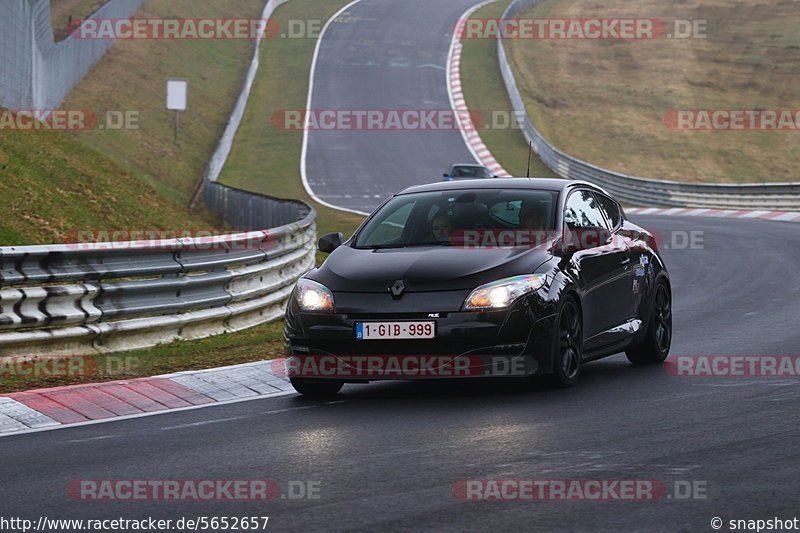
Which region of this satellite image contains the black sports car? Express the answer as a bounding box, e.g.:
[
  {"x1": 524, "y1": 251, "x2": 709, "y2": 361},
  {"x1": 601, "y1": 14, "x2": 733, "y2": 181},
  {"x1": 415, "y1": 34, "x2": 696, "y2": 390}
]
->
[{"x1": 284, "y1": 179, "x2": 672, "y2": 396}]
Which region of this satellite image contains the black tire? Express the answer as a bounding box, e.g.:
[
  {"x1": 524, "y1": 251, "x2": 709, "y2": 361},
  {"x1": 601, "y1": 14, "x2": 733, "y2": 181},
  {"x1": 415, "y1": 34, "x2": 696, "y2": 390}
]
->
[
  {"x1": 290, "y1": 378, "x2": 344, "y2": 397},
  {"x1": 549, "y1": 295, "x2": 583, "y2": 387},
  {"x1": 626, "y1": 280, "x2": 672, "y2": 364}
]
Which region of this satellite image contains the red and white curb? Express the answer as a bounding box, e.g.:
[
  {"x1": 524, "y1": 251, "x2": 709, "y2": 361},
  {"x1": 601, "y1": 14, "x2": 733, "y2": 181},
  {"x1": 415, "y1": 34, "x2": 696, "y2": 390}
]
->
[
  {"x1": 0, "y1": 359, "x2": 291, "y2": 436},
  {"x1": 625, "y1": 207, "x2": 800, "y2": 223},
  {"x1": 448, "y1": 2, "x2": 510, "y2": 178}
]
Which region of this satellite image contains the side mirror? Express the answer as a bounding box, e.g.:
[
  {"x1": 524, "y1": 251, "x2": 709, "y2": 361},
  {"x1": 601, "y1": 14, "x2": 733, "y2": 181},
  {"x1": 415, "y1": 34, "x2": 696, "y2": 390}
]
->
[
  {"x1": 557, "y1": 227, "x2": 611, "y2": 254},
  {"x1": 556, "y1": 232, "x2": 579, "y2": 255},
  {"x1": 318, "y1": 232, "x2": 344, "y2": 254},
  {"x1": 443, "y1": 173, "x2": 449, "y2": 178}
]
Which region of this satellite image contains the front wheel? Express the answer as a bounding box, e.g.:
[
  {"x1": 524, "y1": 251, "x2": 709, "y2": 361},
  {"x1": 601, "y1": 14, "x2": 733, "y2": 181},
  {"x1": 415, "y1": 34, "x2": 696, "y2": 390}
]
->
[
  {"x1": 626, "y1": 280, "x2": 672, "y2": 364},
  {"x1": 290, "y1": 378, "x2": 344, "y2": 397},
  {"x1": 549, "y1": 296, "x2": 583, "y2": 387}
]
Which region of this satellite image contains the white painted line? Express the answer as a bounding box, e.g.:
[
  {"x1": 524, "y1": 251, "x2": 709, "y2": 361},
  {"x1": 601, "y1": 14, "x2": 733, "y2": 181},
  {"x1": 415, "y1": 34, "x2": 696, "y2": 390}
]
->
[
  {"x1": 0, "y1": 413, "x2": 29, "y2": 433},
  {"x1": 0, "y1": 397, "x2": 58, "y2": 430},
  {"x1": 0, "y1": 359, "x2": 295, "y2": 437},
  {"x1": 300, "y1": 0, "x2": 370, "y2": 217},
  {"x1": 0, "y1": 390, "x2": 298, "y2": 439},
  {"x1": 170, "y1": 374, "x2": 239, "y2": 402},
  {"x1": 772, "y1": 212, "x2": 800, "y2": 221},
  {"x1": 447, "y1": 0, "x2": 508, "y2": 175},
  {"x1": 738, "y1": 210, "x2": 771, "y2": 218},
  {"x1": 623, "y1": 207, "x2": 800, "y2": 224}
]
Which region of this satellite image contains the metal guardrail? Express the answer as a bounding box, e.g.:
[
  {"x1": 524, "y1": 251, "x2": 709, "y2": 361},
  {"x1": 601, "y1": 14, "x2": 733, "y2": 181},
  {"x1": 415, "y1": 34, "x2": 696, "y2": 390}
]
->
[
  {"x1": 0, "y1": 196, "x2": 316, "y2": 357},
  {"x1": 499, "y1": 0, "x2": 800, "y2": 210}
]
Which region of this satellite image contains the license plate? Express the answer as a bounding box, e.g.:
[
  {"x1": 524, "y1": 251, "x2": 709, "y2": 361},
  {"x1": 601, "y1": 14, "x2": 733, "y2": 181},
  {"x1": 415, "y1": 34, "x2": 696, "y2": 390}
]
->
[{"x1": 356, "y1": 321, "x2": 435, "y2": 340}]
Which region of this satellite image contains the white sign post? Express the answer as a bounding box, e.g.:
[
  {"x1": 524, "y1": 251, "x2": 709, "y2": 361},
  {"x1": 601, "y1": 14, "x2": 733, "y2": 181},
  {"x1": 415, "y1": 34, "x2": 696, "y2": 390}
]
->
[{"x1": 166, "y1": 79, "x2": 188, "y2": 144}]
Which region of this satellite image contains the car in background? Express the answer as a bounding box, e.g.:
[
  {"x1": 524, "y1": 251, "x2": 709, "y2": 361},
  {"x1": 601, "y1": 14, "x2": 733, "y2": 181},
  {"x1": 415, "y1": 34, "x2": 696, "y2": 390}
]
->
[
  {"x1": 284, "y1": 179, "x2": 672, "y2": 396},
  {"x1": 443, "y1": 164, "x2": 495, "y2": 180}
]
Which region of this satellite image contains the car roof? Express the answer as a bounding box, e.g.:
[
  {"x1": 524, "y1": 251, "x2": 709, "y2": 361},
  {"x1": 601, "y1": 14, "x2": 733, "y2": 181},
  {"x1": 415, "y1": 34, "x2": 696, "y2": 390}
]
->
[
  {"x1": 450, "y1": 163, "x2": 488, "y2": 168},
  {"x1": 399, "y1": 178, "x2": 609, "y2": 196}
]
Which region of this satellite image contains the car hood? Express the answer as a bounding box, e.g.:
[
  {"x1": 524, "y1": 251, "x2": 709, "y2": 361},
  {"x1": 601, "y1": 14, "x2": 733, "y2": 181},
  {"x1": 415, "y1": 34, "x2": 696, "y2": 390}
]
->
[{"x1": 308, "y1": 245, "x2": 552, "y2": 292}]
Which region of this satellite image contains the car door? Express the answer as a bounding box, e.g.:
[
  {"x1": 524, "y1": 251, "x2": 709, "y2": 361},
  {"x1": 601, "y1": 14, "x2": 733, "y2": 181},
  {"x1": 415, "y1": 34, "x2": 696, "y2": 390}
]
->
[
  {"x1": 563, "y1": 190, "x2": 633, "y2": 346},
  {"x1": 591, "y1": 191, "x2": 637, "y2": 335}
]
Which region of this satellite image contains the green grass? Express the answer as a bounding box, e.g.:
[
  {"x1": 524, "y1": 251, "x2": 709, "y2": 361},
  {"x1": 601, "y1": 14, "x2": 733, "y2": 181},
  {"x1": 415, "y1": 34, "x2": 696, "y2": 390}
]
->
[
  {"x1": 460, "y1": 1, "x2": 555, "y2": 178},
  {"x1": 63, "y1": 0, "x2": 271, "y2": 201},
  {"x1": 0, "y1": 116, "x2": 211, "y2": 244},
  {"x1": 219, "y1": 0, "x2": 365, "y2": 248},
  {"x1": 504, "y1": 0, "x2": 800, "y2": 184},
  {"x1": 0, "y1": 321, "x2": 285, "y2": 394}
]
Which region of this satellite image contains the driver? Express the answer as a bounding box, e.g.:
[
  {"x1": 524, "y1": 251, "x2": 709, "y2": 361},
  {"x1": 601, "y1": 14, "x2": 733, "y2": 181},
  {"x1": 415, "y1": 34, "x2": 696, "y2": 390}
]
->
[
  {"x1": 519, "y1": 201, "x2": 549, "y2": 230},
  {"x1": 431, "y1": 215, "x2": 453, "y2": 242}
]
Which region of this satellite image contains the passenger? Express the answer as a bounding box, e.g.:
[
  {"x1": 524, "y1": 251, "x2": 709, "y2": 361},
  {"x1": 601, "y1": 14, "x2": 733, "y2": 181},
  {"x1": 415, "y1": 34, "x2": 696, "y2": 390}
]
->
[{"x1": 431, "y1": 215, "x2": 453, "y2": 242}]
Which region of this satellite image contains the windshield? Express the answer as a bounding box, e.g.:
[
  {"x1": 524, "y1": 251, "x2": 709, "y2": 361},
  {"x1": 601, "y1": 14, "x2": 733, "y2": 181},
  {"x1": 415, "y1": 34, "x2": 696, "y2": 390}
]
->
[{"x1": 354, "y1": 189, "x2": 559, "y2": 248}]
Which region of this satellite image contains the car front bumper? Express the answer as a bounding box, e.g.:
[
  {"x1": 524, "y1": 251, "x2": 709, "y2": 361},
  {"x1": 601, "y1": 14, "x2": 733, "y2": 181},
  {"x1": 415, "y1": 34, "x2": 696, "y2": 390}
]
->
[{"x1": 284, "y1": 294, "x2": 557, "y2": 381}]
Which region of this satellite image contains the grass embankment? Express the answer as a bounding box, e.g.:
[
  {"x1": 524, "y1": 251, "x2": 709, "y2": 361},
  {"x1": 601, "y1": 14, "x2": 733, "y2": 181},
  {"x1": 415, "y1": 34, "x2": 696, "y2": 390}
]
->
[
  {"x1": 2, "y1": 0, "x2": 357, "y2": 392},
  {"x1": 504, "y1": 0, "x2": 800, "y2": 183},
  {"x1": 0, "y1": 123, "x2": 210, "y2": 244},
  {"x1": 460, "y1": 1, "x2": 554, "y2": 178},
  {"x1": 63, "y1": 0, "x2": 271, "y2": 203}
]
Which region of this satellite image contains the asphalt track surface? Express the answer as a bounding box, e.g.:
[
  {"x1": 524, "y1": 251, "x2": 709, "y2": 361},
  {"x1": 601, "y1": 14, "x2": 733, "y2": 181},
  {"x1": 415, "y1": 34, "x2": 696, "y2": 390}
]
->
[
  {"x1": 5, "y1": 1, "x2": 800, "y2": 532},
  {"x1": 3, "y1": 216, "x2": 800, "y2": 532},
  {"x1": 304, "y1": 0, "x2": 480, "y2": 213}
]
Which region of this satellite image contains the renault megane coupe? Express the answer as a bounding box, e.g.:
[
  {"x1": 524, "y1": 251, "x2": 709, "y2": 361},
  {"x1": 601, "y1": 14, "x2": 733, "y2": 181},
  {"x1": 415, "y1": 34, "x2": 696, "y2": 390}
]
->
[{"x1": 284, "y1": 179, "x2": 672, "y2": 396}]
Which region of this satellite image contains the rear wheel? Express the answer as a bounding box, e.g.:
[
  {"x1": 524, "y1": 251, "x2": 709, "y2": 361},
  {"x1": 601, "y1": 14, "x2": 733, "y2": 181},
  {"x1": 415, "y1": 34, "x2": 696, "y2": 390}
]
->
[
  {"x1": 550, "y1": 296, "x2": 583, "y2": 387},
  {"x1": 290, "y1": 378, "x2": 344, "y2": 397},
  {"x1": 626, "y1": 280, "x2": 672, "y2": 364}
]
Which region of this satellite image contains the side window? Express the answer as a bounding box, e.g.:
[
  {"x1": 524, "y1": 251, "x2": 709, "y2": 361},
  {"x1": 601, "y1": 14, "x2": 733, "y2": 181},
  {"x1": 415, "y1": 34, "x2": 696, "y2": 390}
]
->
[
  {"x1": 564, "y1": 190, "x2": 609, "y2": 230},
  {"x1": 593, "y1": 193, "x2": 621, "y2": 229},
  {"x1": 361, "y1": 201, "x2": 415, "y2": 245}
]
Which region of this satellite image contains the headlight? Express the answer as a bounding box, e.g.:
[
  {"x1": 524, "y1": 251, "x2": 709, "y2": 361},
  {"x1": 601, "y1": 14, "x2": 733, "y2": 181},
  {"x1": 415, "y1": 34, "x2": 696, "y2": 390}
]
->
[
  {"x1": 463, "y1": 275, "x2": 546, "y2": 311},
  {"x1": 295, "y1": 278, "x2": 335, "y2": 312}
]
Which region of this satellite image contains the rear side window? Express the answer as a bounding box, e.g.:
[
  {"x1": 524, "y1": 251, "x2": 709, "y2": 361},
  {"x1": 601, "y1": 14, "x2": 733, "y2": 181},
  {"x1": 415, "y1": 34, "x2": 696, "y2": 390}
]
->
[
  {"x1": 564, "y1": 190, "x2": 609, "y2": 229},
  {"x1": 593, "y1": 193, "x2": 622, "y2": 229}
]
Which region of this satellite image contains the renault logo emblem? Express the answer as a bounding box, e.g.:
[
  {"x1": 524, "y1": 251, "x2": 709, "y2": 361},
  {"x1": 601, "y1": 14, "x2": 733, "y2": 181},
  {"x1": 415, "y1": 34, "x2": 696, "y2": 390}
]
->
[{"x1": 389, "y1": 280, "x2": 407, "y2": 299}]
